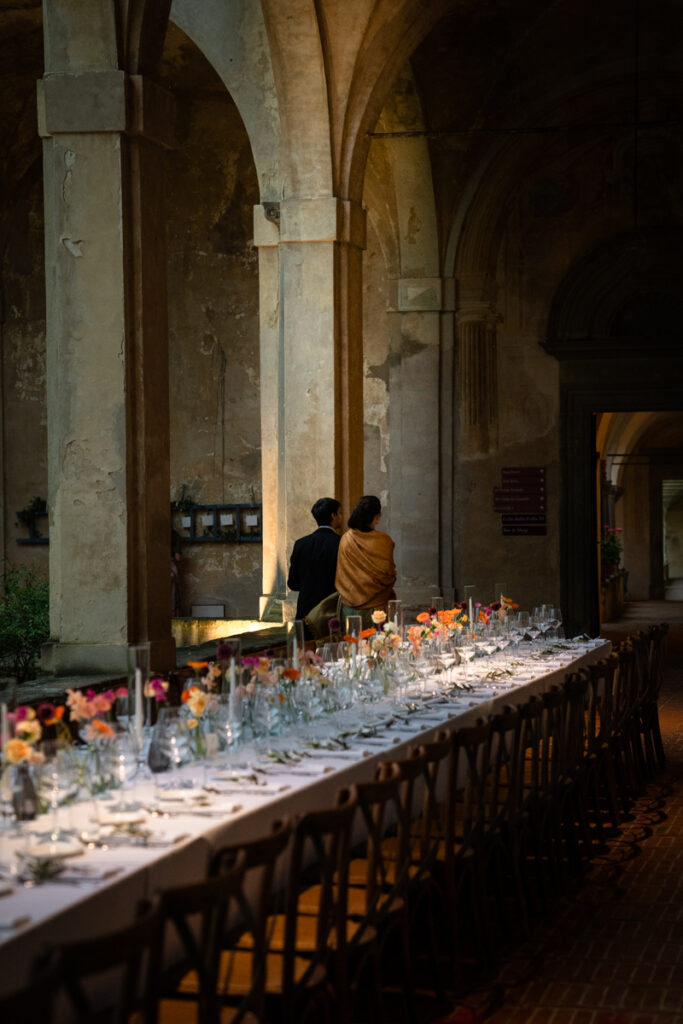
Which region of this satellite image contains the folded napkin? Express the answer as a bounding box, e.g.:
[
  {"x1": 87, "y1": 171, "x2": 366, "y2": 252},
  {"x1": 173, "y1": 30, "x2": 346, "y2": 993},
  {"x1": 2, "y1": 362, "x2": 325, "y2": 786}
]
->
[
  {"x1": 263, "y1": 763, "x2": 335, "y2": 776},
  {"x1": 55, "y1": 865, "x2": 124, "y2": 883}
]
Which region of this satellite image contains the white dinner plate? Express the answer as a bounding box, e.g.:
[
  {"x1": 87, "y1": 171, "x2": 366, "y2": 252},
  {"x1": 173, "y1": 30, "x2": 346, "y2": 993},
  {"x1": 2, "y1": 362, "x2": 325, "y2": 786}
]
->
[
  {"x1": 155, "y1": 787, "x2": 208, "y2": 802},
  {"x1": 95, "y1": 810, "x2": 147, "y2": 826},
  {"x1": 18, "y1": 838, "x2": 84, "y2": 859}
]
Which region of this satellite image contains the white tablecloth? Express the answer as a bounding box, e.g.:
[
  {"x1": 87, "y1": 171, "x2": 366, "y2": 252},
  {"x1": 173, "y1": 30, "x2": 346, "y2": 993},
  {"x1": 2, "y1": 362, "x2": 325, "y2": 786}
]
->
[{"x1": 0, "y1": 639, "x2": 609, "y2": 991}]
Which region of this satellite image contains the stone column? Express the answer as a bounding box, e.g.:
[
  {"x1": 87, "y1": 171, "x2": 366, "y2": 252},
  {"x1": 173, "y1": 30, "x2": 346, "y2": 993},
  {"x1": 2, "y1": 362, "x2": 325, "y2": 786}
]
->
[
  {"x1": 255, "y1": 197, "x2": 365, "y2": 622},
  {"x1": 386, "y1": 277, "x2": 448, "y2": 606},
  {"x1": 38, "y1": 64, "x2": 175, "y2": 672}
]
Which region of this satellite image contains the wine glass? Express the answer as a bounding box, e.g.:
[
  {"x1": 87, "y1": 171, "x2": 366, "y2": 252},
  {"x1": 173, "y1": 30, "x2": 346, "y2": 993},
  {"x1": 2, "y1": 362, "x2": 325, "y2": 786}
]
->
[
  {"x1": 455, "y1": 629, "x2": 476, "y2": 685},
  {"x1": 104, "y1": 725, "x2": 140, "y2": 813},
  {"x1": 34, "y1": 740, "x2": 80, "y2": 853}
]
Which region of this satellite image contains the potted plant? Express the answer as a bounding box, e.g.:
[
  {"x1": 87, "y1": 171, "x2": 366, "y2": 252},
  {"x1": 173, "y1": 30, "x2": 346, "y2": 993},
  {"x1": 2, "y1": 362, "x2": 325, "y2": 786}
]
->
[{"x1": 600, "y1": 525, "x2": 623, "y2": 576}]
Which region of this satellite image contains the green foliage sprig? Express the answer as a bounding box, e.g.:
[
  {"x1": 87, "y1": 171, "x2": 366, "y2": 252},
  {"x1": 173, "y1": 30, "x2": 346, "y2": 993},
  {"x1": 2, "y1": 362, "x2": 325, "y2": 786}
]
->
[{"x1": 0, "y1": 563, "x2": 49, "y2": 683}]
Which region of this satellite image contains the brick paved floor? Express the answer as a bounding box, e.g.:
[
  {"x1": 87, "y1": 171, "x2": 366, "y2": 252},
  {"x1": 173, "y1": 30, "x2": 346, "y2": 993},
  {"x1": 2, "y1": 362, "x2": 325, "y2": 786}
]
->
[{"x1": 431, "y1": 601, "x2": 683, "y2": 1024}]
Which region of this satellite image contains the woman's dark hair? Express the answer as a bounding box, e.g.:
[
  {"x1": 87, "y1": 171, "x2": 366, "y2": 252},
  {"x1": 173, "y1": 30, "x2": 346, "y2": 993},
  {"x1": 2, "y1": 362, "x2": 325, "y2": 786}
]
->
[{"x1": 348, "y1": 495, "x2": 381, "y2": 532}]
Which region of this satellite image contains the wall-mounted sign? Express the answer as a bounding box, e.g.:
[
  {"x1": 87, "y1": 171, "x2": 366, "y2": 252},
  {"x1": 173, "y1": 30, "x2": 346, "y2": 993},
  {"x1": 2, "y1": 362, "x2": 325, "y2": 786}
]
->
[{"x1": 494, "y1": 468, "x2": 547, "y2": 535}]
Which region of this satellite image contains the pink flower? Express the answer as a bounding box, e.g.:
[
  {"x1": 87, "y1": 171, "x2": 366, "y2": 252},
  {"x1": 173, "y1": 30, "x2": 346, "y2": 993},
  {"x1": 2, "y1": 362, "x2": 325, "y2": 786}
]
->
[
  {"x1": 66, "y1": 688, "x2": 95, "y2": 722},
  {"x1": 145, "y1": 677, "x2": 169, "y2": 702},
  {"x1": 91, "y1": 694, "x2": 112, "y2": 714}
]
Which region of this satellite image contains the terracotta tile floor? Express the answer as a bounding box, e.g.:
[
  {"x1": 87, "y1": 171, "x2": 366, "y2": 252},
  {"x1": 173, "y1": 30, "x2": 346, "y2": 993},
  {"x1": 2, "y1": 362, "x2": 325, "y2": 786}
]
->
[{"x1": 431, "y1": 602, "x2": 683, "y2": 1024}]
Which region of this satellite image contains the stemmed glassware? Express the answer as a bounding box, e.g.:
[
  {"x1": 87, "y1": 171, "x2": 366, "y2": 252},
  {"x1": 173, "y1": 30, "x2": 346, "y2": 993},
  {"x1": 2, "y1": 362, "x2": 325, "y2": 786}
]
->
[
  {"x1": 32, "y1": 740, "x2": 81, "y2": 855},
  {"x1": 527, "y1": 611, "x2": 543, "y2": 649},
  {"x1": 455, "y1": 628, "x2": 476, "y2": 685},
  {"x1": 546, "y1": 606, "x2": 563, "y2": 638},
  {"x1": 532, "y1": 606, "x2": 550, "y2": 642},
  {"x1": 104, "y1": 724, "x2": 141, "y2": 815}
]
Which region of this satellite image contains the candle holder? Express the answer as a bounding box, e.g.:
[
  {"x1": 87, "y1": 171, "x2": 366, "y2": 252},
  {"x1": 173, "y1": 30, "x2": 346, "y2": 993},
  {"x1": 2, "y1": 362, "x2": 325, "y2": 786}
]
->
[
  {"x1": 127, "y1": 643, "x2": 150, "y2": 763},
  {"x1": 286, "y1": 620, "x2": 305, "y2": 671},
  {"x1": 217, "y1": 638, "x2": 242, "y2": 723}
]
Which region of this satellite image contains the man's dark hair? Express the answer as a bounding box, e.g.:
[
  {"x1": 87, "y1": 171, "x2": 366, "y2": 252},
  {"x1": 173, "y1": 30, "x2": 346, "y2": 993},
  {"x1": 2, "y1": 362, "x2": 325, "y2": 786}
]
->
[
  {"x1": 348, "y1": 495, "x2": 381, "y2": 532},
  {"x1": 311, "y1": 497, "x2": 341, "y2": 526}
]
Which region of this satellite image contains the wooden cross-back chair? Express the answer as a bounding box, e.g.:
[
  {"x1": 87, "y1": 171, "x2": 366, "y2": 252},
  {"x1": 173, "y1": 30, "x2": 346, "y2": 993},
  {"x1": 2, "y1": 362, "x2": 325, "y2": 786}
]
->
[
  {"x1": 154, "y1": 855, "x2": 248, "y2": 1024},
  {"x1": 45, "y1": 901, "x2": 160, "y2": 1024},
  {"x1": 210, "y1": 791, "x2": 357, "y2": 1024},
  {"x1": 638, "y1": 622, "x2": 668, "y2": 775}
]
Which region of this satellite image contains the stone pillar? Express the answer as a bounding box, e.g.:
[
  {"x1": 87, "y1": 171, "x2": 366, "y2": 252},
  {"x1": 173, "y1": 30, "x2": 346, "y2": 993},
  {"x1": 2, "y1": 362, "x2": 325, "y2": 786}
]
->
[
  {"x1": 386, "y1": 277, "x2": 448, "y2": 606},
  {"x1": 255, "y1": 197, "x2": 365, "y2": 622},
  {"x1": 38, "y1": 58, "x2": 175, "y2": 671}
]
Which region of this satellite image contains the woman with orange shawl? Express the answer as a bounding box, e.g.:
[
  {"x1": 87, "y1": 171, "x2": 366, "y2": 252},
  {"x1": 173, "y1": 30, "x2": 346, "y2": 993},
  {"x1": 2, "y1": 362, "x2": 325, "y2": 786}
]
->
[{"x1": 335, "y1": 495, "x2": 396, "y2": 629}]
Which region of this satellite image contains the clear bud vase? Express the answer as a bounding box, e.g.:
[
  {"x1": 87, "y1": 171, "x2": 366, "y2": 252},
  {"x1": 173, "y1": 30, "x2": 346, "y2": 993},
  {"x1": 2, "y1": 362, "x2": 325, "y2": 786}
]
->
[{"x1": 12, "y1": 762, "x2": 38, "y2": 821}]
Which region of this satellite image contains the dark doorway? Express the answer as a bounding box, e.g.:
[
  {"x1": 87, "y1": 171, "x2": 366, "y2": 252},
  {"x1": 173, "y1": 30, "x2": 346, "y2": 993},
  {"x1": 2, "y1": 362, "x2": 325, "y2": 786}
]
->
[{"x1": 543, "y1": 230, "x2": 683, "y2": 636}]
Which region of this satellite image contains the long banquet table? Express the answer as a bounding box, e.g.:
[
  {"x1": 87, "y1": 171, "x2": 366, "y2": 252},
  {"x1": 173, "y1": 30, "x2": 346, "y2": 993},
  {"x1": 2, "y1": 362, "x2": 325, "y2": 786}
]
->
[{"x1": 0, "y1": 637, "x2": 610, "y2": 993}]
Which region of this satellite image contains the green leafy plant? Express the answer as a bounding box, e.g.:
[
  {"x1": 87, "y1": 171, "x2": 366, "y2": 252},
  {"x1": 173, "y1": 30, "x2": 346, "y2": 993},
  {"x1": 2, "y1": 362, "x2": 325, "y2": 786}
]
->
[
  {"x1": 170, "y1": 485, "x2": 196, "y2": 513},
  {"x1": 16, "y1": 496, "x2": 48, "y2": 538},
  {"x1": 600, "y1": 526, "x2": 623, "y2": 569},
  {"x1": 0, "y1": 563, "x2": 50, "y2": 682}
]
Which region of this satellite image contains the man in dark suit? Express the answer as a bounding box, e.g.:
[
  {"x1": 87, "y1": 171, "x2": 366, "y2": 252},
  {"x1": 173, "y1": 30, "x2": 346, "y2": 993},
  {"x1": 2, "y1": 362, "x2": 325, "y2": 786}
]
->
[{"x1": 287, "y1": 497, "x2": 342, "y2": 624}]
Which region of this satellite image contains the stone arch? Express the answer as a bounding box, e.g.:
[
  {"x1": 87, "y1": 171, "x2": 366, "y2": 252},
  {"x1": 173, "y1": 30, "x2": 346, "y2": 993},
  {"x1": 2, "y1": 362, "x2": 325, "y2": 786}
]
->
[
  {"x1": 545, "y1": 227, "x2": 683, "y2": 354},
  {"x1": 334, "y1": 0, "x2": 453, "y2": 201},
  {"x1": 168, "y1": 0, "x2": 283, "y2": 199}
]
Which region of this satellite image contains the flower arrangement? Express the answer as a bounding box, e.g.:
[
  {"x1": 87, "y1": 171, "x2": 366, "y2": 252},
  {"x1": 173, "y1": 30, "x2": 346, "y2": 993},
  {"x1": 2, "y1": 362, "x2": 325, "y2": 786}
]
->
[
  {"x1": 369, "y1": 624, "x2": 402, "y2": 659},
  {"x1": 474, "y1": 595, "x2": 519, "y2": 625},
  {"x1": 66, "y1": 686, "x2": 128, "y2": 742},
  {"x1": 299, "y1": 649, "x2": 323, "y2": 679},
  {"x1": 179, "y1": 684, "x2": 219, "y2": 757},
  {"x1": 408, "y1": 606, "x2": 468, "y2": 648},
  {"x1": 240, "y1": 655, "x2": 280, "y2": 693},
  {"x1": 3, "y1": 705, "x2": 44, "y2": 765}
]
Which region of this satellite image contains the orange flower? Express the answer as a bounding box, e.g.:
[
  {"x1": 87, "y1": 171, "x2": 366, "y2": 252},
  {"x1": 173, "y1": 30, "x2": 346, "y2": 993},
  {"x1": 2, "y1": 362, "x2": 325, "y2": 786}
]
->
[
  {"x1": 5, "y1": 738, "x2": 31, "y2": 764},
  {"x1": 187, "y1": 660, "x2": 208, "y2": 670},
  {"x1": 282, "y1": 668, "x2": 300, "y2": 680},
  {"x1": 343, "y1": 635, "x2": 359, "y2": 645},
  {"x1": 360, "y1": 628, "x2": 375, "y2": 639},
  {"x1": 45, "y1": 706, "x2": 65, "y2": 725},
  {"x1": 92, "y1": 719, "x2": 114, "y2": 737},
  {"x1": 416, "y1": 612, "x2": 430, "y2": 623},
  {"x1": 181, "y1": 686, "x2": 200, "y2": 703}
]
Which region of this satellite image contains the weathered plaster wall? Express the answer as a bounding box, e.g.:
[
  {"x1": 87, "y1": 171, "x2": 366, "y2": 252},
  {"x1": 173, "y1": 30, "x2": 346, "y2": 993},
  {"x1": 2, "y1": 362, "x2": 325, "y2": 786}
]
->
[
  {"x1": 1, "y1": 169, "x2": 47, "y2": 577},
  {"x1": 161, "y1": 27, "x2": 262, "y2": 617},
  {"x1": 0, "y1": 7, "x2": 47, "y2": 578}
]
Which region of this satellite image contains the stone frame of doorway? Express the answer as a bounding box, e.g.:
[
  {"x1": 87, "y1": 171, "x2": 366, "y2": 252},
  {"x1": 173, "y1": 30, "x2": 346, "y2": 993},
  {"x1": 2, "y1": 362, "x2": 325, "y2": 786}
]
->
[{"x1": 561, "y1": 376, "x2": 683, "y2": 638}]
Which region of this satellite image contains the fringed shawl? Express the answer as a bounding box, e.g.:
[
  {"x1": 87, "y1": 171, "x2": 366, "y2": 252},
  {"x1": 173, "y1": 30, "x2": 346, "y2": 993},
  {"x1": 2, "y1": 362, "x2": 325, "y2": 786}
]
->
[{"x1": 335, "y1": 529, "x2": 396, "y2": 609}]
